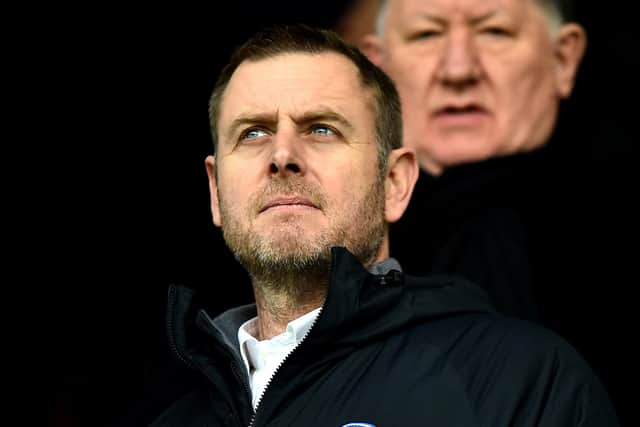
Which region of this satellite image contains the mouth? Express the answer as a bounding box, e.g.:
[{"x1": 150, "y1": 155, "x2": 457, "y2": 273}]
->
[
  {"x1": 434, "y1": 104, "x2": 488, "y2": 116},
  {"x1": 259, "y1": 197, "x2": 319, "y2": 213},
  {"x1": 431, "y1": 104, "x2": 490, "y2": 127}
]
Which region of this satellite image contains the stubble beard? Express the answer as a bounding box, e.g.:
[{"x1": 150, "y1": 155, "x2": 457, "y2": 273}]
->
[{"x1": 218, "y1": 176, "x2": 386, "y2": 299}]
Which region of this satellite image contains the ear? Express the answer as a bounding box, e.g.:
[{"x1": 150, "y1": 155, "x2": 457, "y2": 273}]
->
[
  {"x1": 359, "y1": 33, "x2": 385, "y2": 67},
  {"x1": 554, "y1": 23, "x2": 587, "y2": 98},
  {"x1": 384, "y1": 147, "x2": 419, "y2": 223},
  {"x1": 205, "y1": 155, "x2": 222, "y2": 227}
]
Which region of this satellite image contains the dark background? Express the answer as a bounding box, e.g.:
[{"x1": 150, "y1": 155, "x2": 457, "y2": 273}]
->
[{"x1": 44, "y1": 2, "x2": 636, "y2": 425}]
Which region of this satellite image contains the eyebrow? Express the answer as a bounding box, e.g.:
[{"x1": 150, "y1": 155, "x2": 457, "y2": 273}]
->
[
  {"x1": 226, "y1": 109, "x2": 354, "y2": 139},
  {"x1": 469, "y1": 11, "x2": 500, "y2": 26},
  {"x1": 226, "y1": 113, "x2": 278, "y2": 140},
  {"x1": 420, "y1": 13, "x2": 447, "y2": 26},
  {"x1": 292, "y1": 109, "x2": 354, "y2": 132}
]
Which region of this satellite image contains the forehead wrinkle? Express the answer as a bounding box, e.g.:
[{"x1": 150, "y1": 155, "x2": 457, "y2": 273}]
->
[
  {"x1": 469, "y1": 10, "x2": 500, "y2": 25},
  {"x1": 226, "y1": 110, "x2": 279, "y2": 140},
  {"x1": 396, "y1": 0, "x2": 517, "y2": 22},
  {"x1": 291, "y1": 107, "x2": 354, "y2": 131},
  {"x1": 222, "y1": 53, "x2": 374, "y2": 142},
  {"x1": 417, "y1": 13, "x2": 447, "y2": 26}
]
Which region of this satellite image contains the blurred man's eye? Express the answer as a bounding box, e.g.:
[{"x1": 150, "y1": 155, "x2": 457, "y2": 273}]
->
[
  {"x1": 410, "y1": 30, "x2": 440, "y2": 41},
  {"x1": 480, "y1": 27, "x2": 512, "y2": 37}
]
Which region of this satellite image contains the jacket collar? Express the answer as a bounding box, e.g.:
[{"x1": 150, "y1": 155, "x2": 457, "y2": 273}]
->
[{"x1": 167, "y1": 247, "x2": 495, "y2": 371}]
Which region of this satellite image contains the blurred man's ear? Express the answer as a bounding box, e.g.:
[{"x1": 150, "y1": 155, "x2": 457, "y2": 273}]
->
[
  {"x1": 554, "y1": 23, "x2": 587, "y2": 98},
  {"x1": 334, "y1": 0, "x2": 379, "y2": 46},
  {"x1": 359, "y1": 34, "x2": 385, "y2": 67},
  {"x1": 384, "y1": 148, "x2": 419, "y2": 223},
  {"x1": 205, "y1": 155, "x2": 222, "y2": 227}
]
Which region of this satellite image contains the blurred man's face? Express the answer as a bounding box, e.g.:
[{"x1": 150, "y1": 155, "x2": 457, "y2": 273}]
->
[
  {"x1": 371, "y1": 0, "x2": 582, "y2": 175},
  {"x1": 207, "y1": 52, "x2": 386, "y2": 276}
]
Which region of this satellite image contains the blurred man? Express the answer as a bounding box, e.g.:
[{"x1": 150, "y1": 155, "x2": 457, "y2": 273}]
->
[
  {"x1": 346, "y1": 0, "x2": 587, "y2": 324},
  {"x1": 361, "y1": 0, "x2": 586, "y2": 175}
]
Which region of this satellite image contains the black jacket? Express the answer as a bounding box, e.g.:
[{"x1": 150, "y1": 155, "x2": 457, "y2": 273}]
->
[{"x1": 153, "y1": 248, "x2": 618, "y2": 426}]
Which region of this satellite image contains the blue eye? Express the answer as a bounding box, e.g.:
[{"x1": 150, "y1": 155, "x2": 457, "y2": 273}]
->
[
  {"x1": 241, "y1": 128, "x2": 268, "y2": 140},
  {"x1": 310, "y1": 125, "x2": 336, "y2": 136}
]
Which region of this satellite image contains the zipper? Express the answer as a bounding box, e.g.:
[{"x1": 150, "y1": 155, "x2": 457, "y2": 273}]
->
[
  {"x1": 248, "y1": 251, "x2": 339, "y2": 426},
  {"x1": 248, "y1": 251, "x2": 337, "y2": 427},
  {"x1": 168, "y1": 285, "x2": 254, "y2": 425},
  {"x1": 230, "y1": 359, "x2": 255, "y2": 422},
  {"x1": 166, "y1": 285, "x2": 195, "y2": 369},
  {"x1": 247, "y1": 305, "x2": 324, "y2": 427}
]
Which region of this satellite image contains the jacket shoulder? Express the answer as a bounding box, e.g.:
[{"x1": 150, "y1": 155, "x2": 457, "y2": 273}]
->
[{"x1": 443, "y1": 315, "x2": 619, "y2": 426}]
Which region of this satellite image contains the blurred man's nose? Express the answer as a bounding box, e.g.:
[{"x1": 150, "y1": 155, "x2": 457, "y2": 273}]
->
[{"x1": 435, "y1": 30, "x2": 481, "y2": 90}]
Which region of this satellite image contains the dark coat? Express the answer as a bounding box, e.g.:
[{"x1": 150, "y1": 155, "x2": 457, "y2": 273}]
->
[
  {"x1": 389, "y1": 148, "x2": 558, "y2": 323},
  {"x1": 153, "y1": 248, "x2": 618, "y2": 426}
]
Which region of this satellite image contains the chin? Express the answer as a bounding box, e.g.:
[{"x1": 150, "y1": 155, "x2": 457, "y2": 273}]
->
[
  {"x1": 263, "y1": 230, "x2": 323, "y2": 253},
  {"x1": 255, "y1": 239, "x2": 332, "y2": 272},
  {"x1": 431, "y1": 136, "x2": 505, "y2": 166}
]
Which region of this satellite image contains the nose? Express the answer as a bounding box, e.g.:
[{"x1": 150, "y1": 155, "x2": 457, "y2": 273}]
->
[
  {"x1": 435, "y1": 30, "x2": 481, "y2": 90},
  {"x1": 269, "y1": 129, "x2": 305, "y2": 177}
]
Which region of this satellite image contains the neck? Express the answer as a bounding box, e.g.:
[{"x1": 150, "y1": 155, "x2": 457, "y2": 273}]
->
[{"x1": 251, "y1": 271, "x2": 327, "y2": 340}]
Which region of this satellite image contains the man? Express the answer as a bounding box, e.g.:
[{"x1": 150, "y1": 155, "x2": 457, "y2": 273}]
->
[
  {"x1": 152, "y1": 24, "x2": 617, "y2": 426},
  {"x1": 360, "y1": 0, "x2": 586, "y2": 175},
  {"x1": 339, "y1": 0, "x2": 587, "y2": 323}
]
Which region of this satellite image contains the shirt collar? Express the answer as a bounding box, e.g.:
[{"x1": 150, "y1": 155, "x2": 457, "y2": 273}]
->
[
  {"x1": 238, "y1": 307, "x2": 321, "y2": 373},
  {"x1": 236, "y1": 257, "x2": 401, "y2": 374}
]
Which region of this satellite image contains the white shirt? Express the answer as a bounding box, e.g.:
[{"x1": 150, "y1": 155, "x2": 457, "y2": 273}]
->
[
  {"x1": 238, "y1": 307, "x2": 321, "y2": 409},
  {"x1": 235, "y1": 257, "x2": 401, "y2": 409}
]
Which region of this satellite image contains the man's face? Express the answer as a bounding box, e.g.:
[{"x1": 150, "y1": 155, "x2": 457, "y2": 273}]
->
[
  {"x1": 209, "y1": 52, "x2": 386, "y2": 275},
  {"x1": 377, "y1": 0, "x2": 568, "y2": 174}
]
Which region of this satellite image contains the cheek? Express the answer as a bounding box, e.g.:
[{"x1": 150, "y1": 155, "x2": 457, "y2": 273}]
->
[
  {"x1": 494, "y1": 54, "x2": 555, "y2": 119},
  {"x1": 326, "y1": 158, "x2": 377, "y2": 204},
  {"x1": 217, "y1": 172, "x2": 253, "y2": 217},
  {"x1": 392, "y1": 71, "x2": 430, "y2": 139},
  {"x1": 386, "y1": 50, "x2": 433, "y2": 93},
  {"x1": 217, "y1": 186, "x2": 239, "y2": 220},
  {"x1": 498, "y1": 75, "x2": 558, "y2": 151},
  {"x1": 400, "y1": 97, "x2": 429, "y2": 150},
  {"x1": 500, "y1": 49, "x2": 556, "y2": 107}
]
